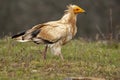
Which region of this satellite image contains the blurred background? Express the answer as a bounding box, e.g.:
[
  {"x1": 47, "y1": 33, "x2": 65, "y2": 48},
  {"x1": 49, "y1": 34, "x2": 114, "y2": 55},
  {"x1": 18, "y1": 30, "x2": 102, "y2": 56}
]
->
[{"x1": 0, "y1": 0, "x2": 120, "y2": 41}]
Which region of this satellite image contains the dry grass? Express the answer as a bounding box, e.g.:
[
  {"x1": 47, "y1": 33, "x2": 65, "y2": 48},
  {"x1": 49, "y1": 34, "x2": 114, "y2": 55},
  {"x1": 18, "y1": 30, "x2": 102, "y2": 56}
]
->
[{"x1": 0, "y1": 37, "x2": 120, "y2": 80}]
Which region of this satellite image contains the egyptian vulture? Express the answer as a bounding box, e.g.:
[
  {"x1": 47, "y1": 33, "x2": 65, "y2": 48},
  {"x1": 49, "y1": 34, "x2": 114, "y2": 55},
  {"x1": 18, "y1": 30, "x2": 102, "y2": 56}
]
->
[{"x1": 12, "y1": 4, "x2": 86, "y2": 60}]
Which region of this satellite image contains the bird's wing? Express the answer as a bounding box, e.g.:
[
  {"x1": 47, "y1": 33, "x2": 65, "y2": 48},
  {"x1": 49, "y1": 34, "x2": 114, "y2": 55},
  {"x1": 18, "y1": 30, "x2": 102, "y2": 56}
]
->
[
  {"x1": 20, "y1": 24, "x2": 46, "y2": 40},
  {"x1": 25, "y1": 24, "x2": 45, "y2": 34},
  {"x1": 35, "y1": 22, "x2": 68, "y2": 43}
]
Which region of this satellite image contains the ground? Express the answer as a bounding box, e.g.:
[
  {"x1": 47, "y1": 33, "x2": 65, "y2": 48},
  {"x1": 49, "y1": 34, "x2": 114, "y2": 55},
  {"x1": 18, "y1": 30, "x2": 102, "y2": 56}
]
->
[{"x1": 0, "y1": 37, "x2": 120, "y2": 80}]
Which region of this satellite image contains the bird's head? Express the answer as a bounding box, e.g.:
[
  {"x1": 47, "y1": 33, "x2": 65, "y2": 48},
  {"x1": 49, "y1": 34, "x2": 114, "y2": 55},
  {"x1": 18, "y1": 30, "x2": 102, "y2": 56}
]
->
[{"x1": 67, "y1": 4, "x2": 86, "y2": 14}]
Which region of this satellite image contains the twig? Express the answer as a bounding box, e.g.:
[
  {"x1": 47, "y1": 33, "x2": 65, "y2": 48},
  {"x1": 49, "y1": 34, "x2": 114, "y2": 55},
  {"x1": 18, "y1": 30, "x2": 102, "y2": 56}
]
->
[
  {"x1": 96, "y1": 25, "x2": 106, "y2": 39},
  {"x1": 109, "y1": 8, "x2": 113, "y2": 40}
]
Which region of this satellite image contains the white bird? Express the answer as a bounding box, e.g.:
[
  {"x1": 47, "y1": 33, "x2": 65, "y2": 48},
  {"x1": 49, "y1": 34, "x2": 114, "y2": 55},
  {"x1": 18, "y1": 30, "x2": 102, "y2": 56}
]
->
[{"x1": 12, "y1": 4, "x2": 86, "y2": 60}]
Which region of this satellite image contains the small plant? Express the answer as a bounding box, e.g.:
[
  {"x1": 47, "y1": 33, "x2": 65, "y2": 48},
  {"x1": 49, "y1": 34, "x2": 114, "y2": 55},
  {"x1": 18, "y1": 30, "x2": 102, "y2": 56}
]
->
[{"x1": 0, "y1": 37, "x2": 119, "y2": 80}]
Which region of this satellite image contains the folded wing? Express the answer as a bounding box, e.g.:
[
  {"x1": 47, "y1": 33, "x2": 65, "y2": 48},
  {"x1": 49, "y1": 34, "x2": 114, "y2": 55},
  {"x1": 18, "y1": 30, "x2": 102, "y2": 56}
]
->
[{"x1": 12, "y1": 21, "x2": 68, "y2": 44}]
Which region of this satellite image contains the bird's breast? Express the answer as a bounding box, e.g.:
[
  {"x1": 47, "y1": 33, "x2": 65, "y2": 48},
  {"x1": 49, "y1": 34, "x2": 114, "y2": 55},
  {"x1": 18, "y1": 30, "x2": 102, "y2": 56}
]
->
[
  {"x1": 62, "y1": 26, "x2": 75, "y2": 44},
  {"x1": 66, "y1": 33, "x2": 73, "y2": 41}
]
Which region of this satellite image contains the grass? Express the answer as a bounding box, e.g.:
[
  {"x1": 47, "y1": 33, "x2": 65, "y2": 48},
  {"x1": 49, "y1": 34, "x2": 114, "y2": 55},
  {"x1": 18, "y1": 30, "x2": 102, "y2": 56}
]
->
[{"x1": 0, "y1": 37, "x2": 120, "y2": 80}]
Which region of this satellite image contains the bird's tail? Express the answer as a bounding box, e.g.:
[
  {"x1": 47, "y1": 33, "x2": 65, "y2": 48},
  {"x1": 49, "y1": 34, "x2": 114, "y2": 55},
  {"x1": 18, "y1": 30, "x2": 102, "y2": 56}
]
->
[
  {"x1": 12, "y1": 29, "x2": 40, "y2": 42},
  {"x1": 12, "y1": 31, "x2": 26, "y2": 39},
  {"x1": 12, "y1": 30, "x2": 30, "y2": 42}
]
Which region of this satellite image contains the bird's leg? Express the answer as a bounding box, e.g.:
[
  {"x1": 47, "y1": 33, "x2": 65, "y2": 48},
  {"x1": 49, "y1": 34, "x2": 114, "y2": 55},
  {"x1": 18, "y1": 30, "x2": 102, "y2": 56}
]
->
[
  {"x1": 59, "y1": 53, "x2": 64, "y2": 61},
  {"x1": 50, "y1": 44, "x2": 64, "y2": 61},
  {"x1": 42, "y1": 45, "x2": 48, "y2": 59}
]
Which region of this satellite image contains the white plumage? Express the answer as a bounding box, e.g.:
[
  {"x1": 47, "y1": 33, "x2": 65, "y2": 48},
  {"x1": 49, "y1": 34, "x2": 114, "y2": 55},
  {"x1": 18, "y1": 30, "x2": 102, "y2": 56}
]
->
[{"x1": 12, "y1": 4, "x2": 86, "y2": 60}]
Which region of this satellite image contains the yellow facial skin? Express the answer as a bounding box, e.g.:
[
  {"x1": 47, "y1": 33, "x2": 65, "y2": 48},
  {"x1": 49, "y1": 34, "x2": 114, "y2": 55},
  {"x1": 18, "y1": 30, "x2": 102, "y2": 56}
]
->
[{"x1": 73, "y1": 6, "x2": 86, "y2": 14}]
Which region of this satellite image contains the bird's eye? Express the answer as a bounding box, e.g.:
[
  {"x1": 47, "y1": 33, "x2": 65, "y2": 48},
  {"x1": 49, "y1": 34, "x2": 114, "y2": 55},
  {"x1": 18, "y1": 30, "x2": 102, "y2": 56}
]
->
[{"x1": 76, "y1": 8, "x2": 79, "y2": 11}]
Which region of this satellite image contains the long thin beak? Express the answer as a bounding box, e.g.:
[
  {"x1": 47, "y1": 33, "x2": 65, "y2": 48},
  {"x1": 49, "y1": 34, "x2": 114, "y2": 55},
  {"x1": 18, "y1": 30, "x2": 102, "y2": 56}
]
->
[
  {"x1": 81, "y1": 9, "x2": 86, "y2": 14},
  {"x1": 79, "y1": 8, "x2": 86, "y2": 13}
]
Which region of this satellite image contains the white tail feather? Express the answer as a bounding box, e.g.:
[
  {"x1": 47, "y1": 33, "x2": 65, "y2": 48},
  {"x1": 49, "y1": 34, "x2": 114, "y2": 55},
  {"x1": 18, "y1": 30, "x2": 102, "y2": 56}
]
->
[{"x1": 17, "y1": 40, "x2": 30, "y2": 42}]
